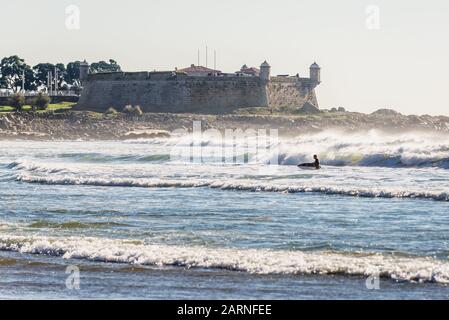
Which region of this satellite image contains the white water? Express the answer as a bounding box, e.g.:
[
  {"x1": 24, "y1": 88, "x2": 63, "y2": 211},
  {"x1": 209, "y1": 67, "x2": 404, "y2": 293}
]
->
[
  {"x1": 1, "y1": 131, "x2": 449, "y2": 289},
  {"x1": 1, "y1": 234, "x2": 448, "y2": 283},
  {"x1": 7, "y1": 156, "x2": 449, "y2": 202}
]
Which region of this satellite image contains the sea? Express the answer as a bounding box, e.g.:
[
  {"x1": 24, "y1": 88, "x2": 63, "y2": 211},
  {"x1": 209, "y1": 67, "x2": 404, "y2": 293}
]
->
[{"x1": 0, "y1": 129, "x2": 449, "y2": 299}]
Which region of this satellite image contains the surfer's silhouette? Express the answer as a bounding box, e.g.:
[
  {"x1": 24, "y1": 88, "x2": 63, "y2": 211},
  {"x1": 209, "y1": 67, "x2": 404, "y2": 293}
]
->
[{"x1": 298, "y1": 155, "x2": 321, "y2": 169}]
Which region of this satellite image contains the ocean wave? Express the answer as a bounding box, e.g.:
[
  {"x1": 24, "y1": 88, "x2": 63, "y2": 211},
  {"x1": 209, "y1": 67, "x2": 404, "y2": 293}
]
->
[
  {"x1": 0, "y1": 235, "x2": 448, "y2": 283},
  {"x1": 271, "y1": 131, "x2": 449, "y2": 169},
  {"x1": 57, "y1": 153, "x2": 171, "y2": 163},
  {"x1": 27, "y1": 220, "x2": 129, "y2": 230},
  {"x1": 166, "y1": 130, "x2": 449, "y2": 168},
  {"x1": 3, "y1": 130, "x2": 449, "y2": 169},
  {"x1": 7, "y1": 129, "x2": 449, "y2": 169},
  {"x1": 7, "y1": 160, "x2": 65, "y2": 174},
  {"x1": 276, "y1": 152, "x2": 449, "y2": 169},
  {"x1": 15, "y1": 174, "x2": 449, "y2": 202}
]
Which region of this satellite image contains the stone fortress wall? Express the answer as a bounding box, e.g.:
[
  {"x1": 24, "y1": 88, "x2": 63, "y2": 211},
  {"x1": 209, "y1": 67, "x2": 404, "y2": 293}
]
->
[{"x1": 76, "y1": 61, "x2": 321, "y2": 114}]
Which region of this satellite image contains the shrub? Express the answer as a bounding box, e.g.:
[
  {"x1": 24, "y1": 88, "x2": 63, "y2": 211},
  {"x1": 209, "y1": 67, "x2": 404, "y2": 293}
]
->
[
  {"x1": 134, "y1": 105, "x2": 143, "y2": 116},
  {"x1": 122, "y1": 105, "x2": 143, "y2": 116},
  {"x1": 8, "y1": 93, "x2": 25, "y2": 111},
  {"x1": 122, "y1": 105, "x2": 134, "y2": 114},
  {"x1": 32, "y1": 92, "x2": 51, "y2": 110},
  {"x1": 106, "y1": 107, "x2": 118, "y2": 115}
]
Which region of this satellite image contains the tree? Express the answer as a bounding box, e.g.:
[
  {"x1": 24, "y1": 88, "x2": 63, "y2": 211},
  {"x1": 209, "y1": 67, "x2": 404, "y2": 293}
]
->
[
  {"x1": 33, "y1": 62, "x2": 68, "y2": 91},
  {"x1": 0, "y1": 56, "x2": 36, "y2": 91},
  {"x1": 55, "y1": 63, "x2": 67, "y2": 89},
  {"x1": 33, "y1": 63, "x2": 55, "y2": 89},
  {"x1": 8, "y1": 92, "x2": 25, "y2": 111},
  {"x1": 90, "y1": 59, "x2": 121, "y2": 73},
  {"x1": 65, "y1": 61, "x2": 81, "y2": 87},
  {"x1": 32, "y1": 92, "x2": 51, "y2": 110},
  {"x1": 0, "y1": 57, "x2": 122, "y2": 91}
]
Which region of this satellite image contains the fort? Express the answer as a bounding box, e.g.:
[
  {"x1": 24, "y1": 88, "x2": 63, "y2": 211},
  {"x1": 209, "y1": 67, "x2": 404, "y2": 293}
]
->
[{"x1": 76, "y1": 61, "x2": 321, "y2": 114}]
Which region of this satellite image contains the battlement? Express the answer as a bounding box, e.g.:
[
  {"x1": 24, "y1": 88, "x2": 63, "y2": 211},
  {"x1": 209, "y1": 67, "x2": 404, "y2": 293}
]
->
[
  {"x1": 271, "y1": 76, "x2": 310, "y2": 82},
  {"x1": 86, "y1": 72, "x2": 320, "y2": 89},
  {"x1": 88, "y1": 71, "x2": 269, "y2": 82}
]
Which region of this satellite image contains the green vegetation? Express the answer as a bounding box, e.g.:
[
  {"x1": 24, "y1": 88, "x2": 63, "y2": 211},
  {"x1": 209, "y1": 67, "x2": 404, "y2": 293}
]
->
[
  {"x1": 31, "y1": 93, "x2": 51, "y2": 110},
  {"x1": 0, "y1": 55, "x2": 121, "y2": 92},
  {"x1": 233, "y1": 106, "x2": 356, "y2": 118},
  {"x1": 233, "y1": 107, "x2": 272, "y2": 115},
  {"x1": 233, "y1": 106, "x2": 305, "y2": 116},
  {"x1": 90, "y1": 60, "x2": 121, "y2": 73},
  {"x1": 42, "y1": 102, "x2": 75, "y2": 112},
  {"x1": 0, "y1": 106, "x2": 15, "y2": 112},
  {"x1": 106, "y1": 107, "x2": 118, "y2": 115},
  {"x1": 8, "y1": 92, "x2": 25, "y2": 110},
  {"x1": 0, "y1": 56, "x2": 36, "y2": 90},
  {"x1": 122, "y1": 105, "x2": 143, "y2": 116},
  {"x1": 0, "y1": 102, "x2": 75, "y2": 113}
]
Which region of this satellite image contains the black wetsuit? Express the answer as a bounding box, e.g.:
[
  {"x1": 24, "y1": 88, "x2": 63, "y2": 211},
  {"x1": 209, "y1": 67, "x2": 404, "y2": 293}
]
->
[{"x1": 314, "y1": 158, "x2": 320, "y2": 169}]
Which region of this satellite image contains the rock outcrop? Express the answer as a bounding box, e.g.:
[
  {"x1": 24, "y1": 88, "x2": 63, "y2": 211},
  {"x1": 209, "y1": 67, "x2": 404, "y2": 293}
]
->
[
  {"x1": 298, "y1": 102, "x2": 321, "y2": 114},
  {"x1": 1, "y1": 109, "x2": 449, "y2": 141},
  {"x1": 371, "y1": 108, "x2": 402, "y2": 116}
]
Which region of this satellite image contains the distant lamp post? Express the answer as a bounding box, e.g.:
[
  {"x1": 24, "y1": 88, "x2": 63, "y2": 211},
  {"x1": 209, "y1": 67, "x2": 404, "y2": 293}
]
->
[
  {"x1": 21, "y1": 70, "x2": 25, "y2": 92},
  {"x1": 48, "y1": 72, "x2": 53, "y2": 95},
  {"x1": 54, "y1": 67, "x2": 59, "y2": 94}
]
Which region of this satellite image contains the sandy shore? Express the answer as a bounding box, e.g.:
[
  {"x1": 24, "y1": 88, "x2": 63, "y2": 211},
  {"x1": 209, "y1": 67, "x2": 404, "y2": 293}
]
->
[{"x1": 1, "y1": 110, "x2": 449, "y2": 140}]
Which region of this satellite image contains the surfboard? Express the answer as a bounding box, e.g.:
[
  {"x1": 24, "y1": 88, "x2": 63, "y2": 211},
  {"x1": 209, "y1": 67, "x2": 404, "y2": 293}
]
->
[{"x1": 298, "y1": 164, "x2": 321, "y2": 170}]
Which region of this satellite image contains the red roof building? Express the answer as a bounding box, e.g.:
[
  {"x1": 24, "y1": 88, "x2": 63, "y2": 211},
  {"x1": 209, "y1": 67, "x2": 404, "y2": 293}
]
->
[
  {"x1": 178, "y1": 64, "x2": 221, "y2": 76},
  {"x1": 236, "y1": 64, "x2": 260, "y2": 76}
]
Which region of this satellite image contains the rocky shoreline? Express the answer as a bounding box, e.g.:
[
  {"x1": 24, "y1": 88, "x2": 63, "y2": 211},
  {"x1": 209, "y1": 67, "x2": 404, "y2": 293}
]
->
[{"x1": 1, "y1": 110, "x2": 449, "y2": 140}]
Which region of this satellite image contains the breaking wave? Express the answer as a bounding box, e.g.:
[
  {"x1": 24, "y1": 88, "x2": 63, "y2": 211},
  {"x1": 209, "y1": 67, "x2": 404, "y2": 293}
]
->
[
  {"x1": 271, "y1": 131, "x2": 449, "y2": 169},
  {"x1": 14, "y1": 173, "x2": 449, "y2": 202},
  {"x1": 5, "y1": 130, "x2": 449, "y2": 169},
  {"x1": 130, "y1": 130, "x2": 449, "y2": 168},
  {"x1": 0, "y1": 235, "x2": 448, "y2": 283},
  {"x1": 7, "y1": 160, "x2": 66, "y2": 174}
]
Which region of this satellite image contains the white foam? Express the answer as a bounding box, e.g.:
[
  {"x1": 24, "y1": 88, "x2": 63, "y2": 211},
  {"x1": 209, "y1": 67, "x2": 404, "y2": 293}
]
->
[
  {"x1": 0, "y1": 234, "x2": 448, "y2": 283},
  {"x1": 15, "y1": 173, "x2": 449, "y2": 202},
  {"x1": 269, "y1": 130, "x2": 449, "y2": 168},
  {"x1": 4, "y1": 130, "x2": 449, "y2": 169}
]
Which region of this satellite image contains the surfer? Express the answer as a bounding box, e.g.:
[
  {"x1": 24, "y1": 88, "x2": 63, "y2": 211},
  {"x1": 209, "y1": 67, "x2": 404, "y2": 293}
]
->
[{"x1": 298, "y1": 155, "x2": 321, "y2": 169}]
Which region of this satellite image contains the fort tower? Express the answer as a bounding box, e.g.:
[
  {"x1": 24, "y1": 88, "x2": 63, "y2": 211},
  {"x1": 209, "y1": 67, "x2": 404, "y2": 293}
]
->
[
  {"x1": 79, "y1": 60, "x2": 90, "y2": 83},
  {"x1": 310, "y1": 62, "x2": 321, "y2": 84},
  {"x1": 260, "y1": 61, "x2": 271, "y2": 81}
]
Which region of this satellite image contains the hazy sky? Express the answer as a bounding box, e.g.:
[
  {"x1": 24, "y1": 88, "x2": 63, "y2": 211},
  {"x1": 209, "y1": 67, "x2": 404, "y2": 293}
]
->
[{"x1": 2, "y1": 0, "x2": 449, "y2": 115}]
